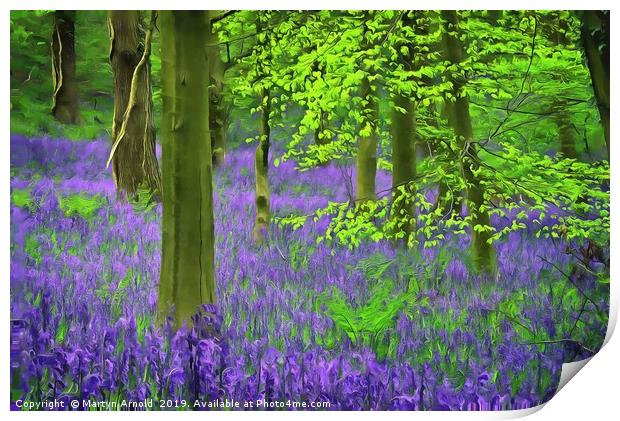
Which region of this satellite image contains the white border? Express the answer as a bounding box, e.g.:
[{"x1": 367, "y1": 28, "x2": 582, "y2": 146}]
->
[{"x1": 2, "y1": 1, "x2": 618, "y2": 420}]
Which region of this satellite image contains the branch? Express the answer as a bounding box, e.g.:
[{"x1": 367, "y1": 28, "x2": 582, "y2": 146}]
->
[
  {"x1": 470, "y1": 100, "x2": 555, "y2": 117},
  {"x1": 536, "y1": 255, "x2": 603, "y2": 315},
  {"x1": 210, "y1": 10, "x2": 240, "y2": 24},
  {"x1": 224, "y1": 49, "x2": 253, "y2": 71},
  {"x1": 274, "y1": 245, "x2": 288, "y2": 262},
  {"x1": 521, "y1": 339, "x2": 595, "y2": 355},
  {"x1": 209, "y1": 11, "x2": 293, "y2": 47},
  {"x1": 488, "y1": 16, "x2": 538, "y2": 140}
]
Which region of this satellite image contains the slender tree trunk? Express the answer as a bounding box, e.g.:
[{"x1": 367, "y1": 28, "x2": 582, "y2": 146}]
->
[
  {"x1": 51, "y1": 10, "x2": 80, "y2": 124},
  {"x1": 108, "y1": 11, "x2": 161, "y2": 198},
  {"x1": 253, "y1": 88, "x2": 271, "y2": 243},
  {"x1": 556, "y1": 106, "x2": 577, "y2": 159},
  {"x1": 356, "y1": 75, "x2": 378, "y2": 202},
  {"x1": 390, "y1": 94, "x2": 416, "y2": 240},
  {"x1": 547, "y1": 15, "x2": 578, "y2": 161},
  {"x1": 434, "y1": 82, "x2": 464, "y2": 214},
  {"x1": 581, "y1": 11, "x2": 610, "y2": 158},
  {"x1": 415, "y1": 12, "x2": 458, "y2": 215},
  {"x1": 390, "y1": 13, "x2": 418, "y2": 242},
  {"x1": 158, "y1": 11, "x2": 215, "y2": 327},
  {"x1": 314, "y1": 109, "x2": 330, "y2": 146},
  {"x1": 207, "y1": 12, "x2": 226, "y2": 166},
  {"x1": 442, "y1": 10, "x2": 496, "y2": 273}
]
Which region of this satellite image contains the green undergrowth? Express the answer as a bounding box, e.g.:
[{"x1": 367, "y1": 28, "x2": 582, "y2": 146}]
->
[{"x1": 12, "y1": 188, "x2": 107, "y2": 220}]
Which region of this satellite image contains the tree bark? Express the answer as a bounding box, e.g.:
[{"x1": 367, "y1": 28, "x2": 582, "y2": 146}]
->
[
  {"x1": 581, "y1": 11, "x2": 610, "y2": 159},
  {"x1": 442, "y1": 10, "x2": 496, "y2": 273},
  {"x1": 207, "y1": 12, "x2": 227, "y2": 166},
  {"x1": 546, "y1": 13, "x2": 578, "y2": 160},
  {"x1": 253, "y1": 88, "x2": 271, "y2": 243},
  {"x1": 51, "y1": 10, "x2": 80, "y2": 124},
  {"x1": 158, "y1": 11, "x2": 216, "y2": 327},
  {"x1": 557, "y1": 105, "x2": 577, "y2": 159},
  {"x1": 389, "y1": 13, "x2": 418, "y2": 241},
  {"x1": 390, "y1": 94, "x2": 416, "y2": 240},
  {"x1": 108, "y1": 11, "x2": 161, "y2": 199},
  {"x1": 356, "y1": 75, "x2": 378, "y2": 202},
  {"x1": 433, "y1": 101, "x2": 462, "y2": 213}
]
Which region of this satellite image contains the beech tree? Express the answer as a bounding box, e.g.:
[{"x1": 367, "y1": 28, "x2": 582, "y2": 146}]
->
[
  {"x1": 580, "y1": 10, "x2": 609, "y2": 158},
  {"x1": 273, "y1": 10, "x2": 607, "y2": 272},
  {"x1": 51, "y1": 10, "x2": 80, "y2": 124},
  {"x1": 157, "y1": 11, "x2": 215, "y2": 326},
  {"x1": 207, "y1": 12, "x2": 227, "y2": 166},
  {"x1": 223, "y1": 11, "x2": 293, "y2": 243},
  {"x1": 441, "y1": 10, "x2": 496, "y2": 272},
  {"x1": 107, "y1": 11, "x2": 161, "y2": 198}
]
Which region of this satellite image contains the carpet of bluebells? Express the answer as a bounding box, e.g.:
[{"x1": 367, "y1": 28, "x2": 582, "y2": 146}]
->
[{"x1": 10, "y1": 135, "x2": 609, "y2": 411}]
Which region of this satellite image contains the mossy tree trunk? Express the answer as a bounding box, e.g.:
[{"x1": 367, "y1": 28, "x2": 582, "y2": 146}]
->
[
  {"x1": 389, "y1": 13, "x2": 418, "y2": 242},
  {"x1": 546, "y1": 14, "x2": 578, "y2": 160},
  {"x1": 433, "y1": 103, "x2": 460, "y2": 214},
  {"x1": 158, "y1": 11, "x2": 215, "y2": 327},
  {"x1": 442, "y1": 10, "x2": 496, "y2": 273},
  {"x1": 414, "y1": 13, "x2": 455, "y2": 215},
  {"x1": 556, "y1": 103, "x2": 578, "y2": 159},
  {"x1": 108, "y1": 11, "x2": 161, "y2": 199},
  {"x1": 253, "y1": 88, "x2": 271, "y2": 243},
  {"x1": 207, "y1": 12, "x2": 227, "y2": 166},
  {"x1": 390, "y1": 94, "x2": 416, "y2": 240},
  {"x1": 51, "y1": 10, "x2": 80, "y2": 124},
  {"x1": 356, "y1": 75, "x2": 378, "y2": 203},
  {"x1": 581, "y1": 11, "x2": 609, "y2": 159}
]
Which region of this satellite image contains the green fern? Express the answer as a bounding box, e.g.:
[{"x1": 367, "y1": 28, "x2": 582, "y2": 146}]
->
[
  {"x1": 95, "y1": 269, "x2": 133, "y2": 320},
  {"x1": 136, "y1": 313, "x2": 150, "y2": 344},
  {"x1": 58, "y1": 193, "x2": 106, "y2": 220},
  {"x1": 55, "y1": 317, "x2": 68, "y2": 343},
  {"x1": 11, "y1": 188, "x2": 33, "y2": 209},
  {"x1": 321, "y1": 279, "x2": 416, "y2": 359},
  {"x1": 353, "y1": 253, "x2": 394, "y2": 281},
  {"x1": 288, "y1": 240, "x2": 315, "y2": 271},
  {"x1": 24, "y1": 234, "x2": 41, "y2": 265},
  {"x1": 111, "y1": 269, "x2": 132, "y2": 319},
  {"x1": 132, "y1": 187, "x2": 158, "y2": 214}
]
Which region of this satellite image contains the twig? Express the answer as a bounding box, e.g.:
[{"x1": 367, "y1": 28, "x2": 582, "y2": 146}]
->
[
  {"x1": 521, "y1": 339, "x2": 594, "y2": 355},
  {"x1": 536, "y1": 255, "x2": 602, "y2": 315},
  {"x1": 274, "y1": 244, "x2": 288, "y2": 262},
  {"x1": 488, "y1": 16, "x2": 538, "y2": 141},
  {"x1": 211, "y1": 10, "x2": 240, "y2": 24},
  {"x1": 568, "y1": 298, "x2": 588, "y2": 337}
]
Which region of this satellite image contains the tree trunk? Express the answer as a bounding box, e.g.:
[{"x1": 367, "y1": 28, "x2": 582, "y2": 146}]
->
[
  {"x1": 442, "y1": 10, "x2": 496, "y2": 273},
  {"x1": 581, "y1": 11, "x2": 610, "y2": 159},
  {"x1": 108, "y1": 11, "x2": 161, "y2": 199},
  {"x1": 314, "y1": 109, "x2": 330, "y2": 146},
  {"x1": 207, "y1": 12, "x2": 227, "y2": 166},
  {"x1": 51, "y1": 10, "x2": 80, "y2": 124},
  {"x1": 432, "y1": 102, "x2": 460, "y2": 214},
  {"x1": 253, "y1": 88, "x2": 271, "y2": 243},
  {"x1": 390, "y1": 94, "x2": 416, "y2": 240},
  {"x1": 389, "y1": 12, "x2": 418, "y2": 242},
  {"x1": 356, "y1": 75, "x2": 378, "y2": 202},
  {"x1": 158, "y1": 11, "x2": 215, "y2": 327},
  {"x1": 546, "y1": 14, "x2": 578, "y2": 161},
  {"x1": 557, "y1": 106, "x2": 577, "y2": 159}
]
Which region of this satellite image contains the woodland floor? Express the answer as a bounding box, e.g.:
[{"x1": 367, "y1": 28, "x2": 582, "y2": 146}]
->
[{"x1": 10, "y1": 135, "x2": 609, "y2": 410}]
